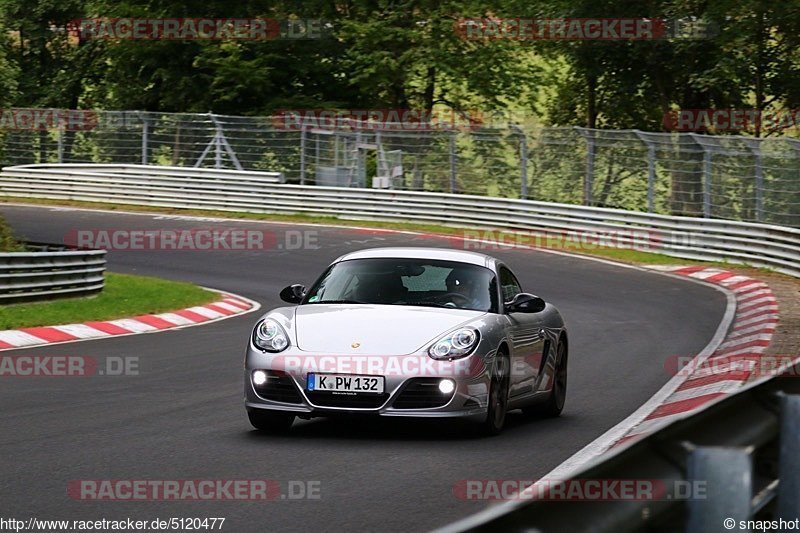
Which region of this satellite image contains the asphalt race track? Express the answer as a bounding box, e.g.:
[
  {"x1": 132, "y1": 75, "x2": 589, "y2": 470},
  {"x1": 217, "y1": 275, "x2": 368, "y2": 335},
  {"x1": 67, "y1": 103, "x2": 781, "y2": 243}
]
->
[{"x1": 0, "y1": 204, "x2": 727, "y2": 532}]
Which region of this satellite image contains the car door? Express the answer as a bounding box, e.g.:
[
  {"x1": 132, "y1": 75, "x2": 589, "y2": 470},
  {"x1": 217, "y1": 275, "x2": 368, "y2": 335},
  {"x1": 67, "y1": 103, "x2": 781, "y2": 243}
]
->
[{"x1": 499, "y1": 266, "x2": 545, "y2": 398}]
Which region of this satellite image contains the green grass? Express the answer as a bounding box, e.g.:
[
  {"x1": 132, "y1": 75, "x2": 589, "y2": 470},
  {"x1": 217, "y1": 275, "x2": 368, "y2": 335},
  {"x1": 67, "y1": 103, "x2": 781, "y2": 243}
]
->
[
  {"x1": 0, "y1": 272, "x2": 217, "y2": 329},
  {"x1": 0, "y1": 196, "x2": 730, "y2": 269},
  {"x1": 550, "y1": 245, "x2": 700, "y2": 265},
  {"x1": 0, "y1": 212, "x2": 24, "y2": 252}
]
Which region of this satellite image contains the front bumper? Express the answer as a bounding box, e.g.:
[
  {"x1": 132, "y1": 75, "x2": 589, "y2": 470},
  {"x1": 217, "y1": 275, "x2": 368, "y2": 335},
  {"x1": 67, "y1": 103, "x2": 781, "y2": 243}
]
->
[{"x1": 244, "y1": 348, "x2": 492, "y2": 419}]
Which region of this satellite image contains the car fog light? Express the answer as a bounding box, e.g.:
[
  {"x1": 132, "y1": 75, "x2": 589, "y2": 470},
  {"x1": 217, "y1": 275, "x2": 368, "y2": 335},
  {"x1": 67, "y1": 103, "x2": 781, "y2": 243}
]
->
[
  {"x1": 253, "y1": 370, "x2": 267, "y2": 386},
  {"x1": 438, "y1": 379, "x2": 455, "y2": 394}
]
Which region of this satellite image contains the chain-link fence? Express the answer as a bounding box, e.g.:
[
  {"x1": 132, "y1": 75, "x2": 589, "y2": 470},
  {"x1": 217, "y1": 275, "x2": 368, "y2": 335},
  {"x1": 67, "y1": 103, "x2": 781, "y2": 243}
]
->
[{"x1": 1, "y1": 109, "x2": 798, "y2": 227}]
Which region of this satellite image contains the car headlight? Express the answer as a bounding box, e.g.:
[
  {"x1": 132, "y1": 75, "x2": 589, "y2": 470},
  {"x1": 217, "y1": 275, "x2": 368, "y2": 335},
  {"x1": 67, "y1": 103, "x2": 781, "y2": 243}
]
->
[
  {"x1": 428, "y1": 328, "x2": 480, "y2": 360},
  {"x1": 252, "y1": 318, "x2": 290, "y2": 352}
]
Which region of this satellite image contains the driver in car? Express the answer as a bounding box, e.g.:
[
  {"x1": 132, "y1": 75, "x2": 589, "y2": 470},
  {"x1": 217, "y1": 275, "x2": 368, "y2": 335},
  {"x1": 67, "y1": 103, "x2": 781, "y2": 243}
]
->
[{"x1": 444, "y1": 268, "x2": 487, "y2": 310}]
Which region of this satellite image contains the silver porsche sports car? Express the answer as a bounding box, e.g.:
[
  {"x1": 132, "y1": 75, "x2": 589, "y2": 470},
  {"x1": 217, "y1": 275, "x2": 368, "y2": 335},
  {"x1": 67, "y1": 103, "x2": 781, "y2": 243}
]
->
[{"x1": 244, "y1": 247, "x2": 568, "y2": 435}]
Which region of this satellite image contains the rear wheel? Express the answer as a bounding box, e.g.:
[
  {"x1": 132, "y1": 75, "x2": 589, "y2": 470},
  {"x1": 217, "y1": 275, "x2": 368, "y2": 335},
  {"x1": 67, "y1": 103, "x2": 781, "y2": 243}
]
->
[
  {"x1": 481, "y1": 353, "x2": 510, "y2": 436},
  {"x1": 524, "y1": 340, "x2": 567, "y2": 418},
  {"x1": 247, "y1": 408, "x2": 295, "y2": 433}
]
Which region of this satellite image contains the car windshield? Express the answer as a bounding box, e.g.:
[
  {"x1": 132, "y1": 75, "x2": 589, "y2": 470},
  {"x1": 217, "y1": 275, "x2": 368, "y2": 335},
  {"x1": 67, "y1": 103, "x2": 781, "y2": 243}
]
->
[{"x1": 303, "y1": 258, "x2": 498, "y2": 312}]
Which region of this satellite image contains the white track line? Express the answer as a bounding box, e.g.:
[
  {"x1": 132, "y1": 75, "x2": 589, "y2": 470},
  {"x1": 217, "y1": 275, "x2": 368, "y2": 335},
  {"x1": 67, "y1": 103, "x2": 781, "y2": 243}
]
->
[{"x1": 524, "y1": 268, "x2": 736, "y2": 487}]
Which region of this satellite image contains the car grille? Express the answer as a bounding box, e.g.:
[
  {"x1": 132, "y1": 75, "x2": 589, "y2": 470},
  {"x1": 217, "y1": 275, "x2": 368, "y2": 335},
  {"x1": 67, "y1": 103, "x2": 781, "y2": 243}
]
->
[
  {"x1": 253, "y1": 371, "x2": 303, "y2": 404},
  {"x1": 306, "y1": 391, "x2": 389, "y2": 409},
  {"x1": 392, "y1": 378, "x2": 454, "y2": 409}
]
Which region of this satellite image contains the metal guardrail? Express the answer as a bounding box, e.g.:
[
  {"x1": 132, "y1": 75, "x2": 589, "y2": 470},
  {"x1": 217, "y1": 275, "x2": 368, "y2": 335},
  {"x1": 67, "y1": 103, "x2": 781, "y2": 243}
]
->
[
  {"x1": 2, "y1": 163, "x2": 285, "y2": 185},
  {"x1": 438, "y1": 366, "x2": 800, "y2": 533},
  {"x1": 1, "y1": 165, "x2": 798, "y2": 278},
  {"x1": 3, "y1": 109, "x2": 800, "y2": 228},
  {"x1": 0, "y1": 242, "x2": 106, "y2": 303}
]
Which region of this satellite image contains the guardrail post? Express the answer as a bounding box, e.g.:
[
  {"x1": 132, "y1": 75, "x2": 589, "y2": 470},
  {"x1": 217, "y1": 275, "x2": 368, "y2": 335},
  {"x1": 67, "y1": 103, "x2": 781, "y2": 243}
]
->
[
  {"x1": 300, "y1": 126, "x2": 307, "y2": 185},
  {"x1": 449, "y1": 132, "x2": 457, "y2": 193},
  {"x1": 687, "y1": 447, "x2": 752, "y2": 533},
  {"x1": 141, "y1": 115, "x2": 149, "y2": 166},
  {"x1": 778, "y1": 394, "x2": 800, "y2": 520}
]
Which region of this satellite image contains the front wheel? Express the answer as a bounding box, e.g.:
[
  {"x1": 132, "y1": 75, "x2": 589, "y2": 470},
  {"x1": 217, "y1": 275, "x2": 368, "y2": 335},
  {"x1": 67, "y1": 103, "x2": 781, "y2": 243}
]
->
[
  {"x1": 481, "y1": 355, "x2": 510, "y2": 436},
  {"x1": 247, "y1": 408, "x2": 295, "y2": 433}
]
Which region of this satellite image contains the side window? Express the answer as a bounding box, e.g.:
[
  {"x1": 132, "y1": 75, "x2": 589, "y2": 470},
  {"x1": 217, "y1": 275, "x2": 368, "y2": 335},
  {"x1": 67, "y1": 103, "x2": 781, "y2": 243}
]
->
[{"x1": 499, "y1": 267, "x2": 522, "y2": 303}]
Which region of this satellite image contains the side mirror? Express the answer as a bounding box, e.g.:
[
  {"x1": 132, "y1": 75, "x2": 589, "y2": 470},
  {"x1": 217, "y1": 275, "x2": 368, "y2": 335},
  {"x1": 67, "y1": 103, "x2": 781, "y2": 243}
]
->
[
  {"x1": 505, "y1": 293, "x2": 546, "y2": 313},
  {"x1": 280, "y1": 284, "x2": 306, "y2": 304}
]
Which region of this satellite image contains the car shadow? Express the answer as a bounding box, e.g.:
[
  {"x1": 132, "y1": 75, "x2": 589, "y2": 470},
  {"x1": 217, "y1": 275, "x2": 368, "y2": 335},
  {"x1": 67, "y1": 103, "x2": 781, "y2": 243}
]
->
[{"x1": 241, "y1": 409, "x2": 568, "y2": 442}]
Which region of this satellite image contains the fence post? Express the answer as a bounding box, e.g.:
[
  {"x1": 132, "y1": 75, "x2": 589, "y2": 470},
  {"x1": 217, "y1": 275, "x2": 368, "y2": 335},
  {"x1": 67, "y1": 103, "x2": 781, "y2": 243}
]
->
[
  {"x1": 742, "y1": 138, "x2": 765, "y2": 223},
  {"x1": 511, "y1": 125, "x2": 528, "y2": 199},
  {"x1": 634, "y1": 130, "x2": 656, "y2": 213},
  {"x1": 214, "y1": 115, "x2": 222, "y2": 170},
  {"x1": 689, "y1": 134, "x2": 712, "y2": 218},
  {"x1": 777, "y1": 394, "x2": 800, "y2": 520},
  {"x1": 577, "y1": 127, "x2": 595, "y2": 206},
  {"x1": 449, "y1": 132, "x2": 457, "y2": 193},
  {"x1": 315, "y1": 131, "x2": 321, "y2": 172},
  {"x1": 755, "y1": 152, "x2": 764, "y2": 223},
  {"x1": 376, "y1": 130, "x2": 382, "y2": 179},
  {"x1": 300, "y1": 126, "x2": 307, "y2": 185},
  {"x1": 57, "y1": 126, "x2": 64, "y2": 164},
  {"x1": 141, "y1": 115, "x2": 149, "y2": 166},
  {"x1": 702, "y1": 149, "x2": 712, "y2": 218},
  {"x1": 686, "y1": 446, "x2": 752, "y2": 533},
  {"x1": 647, "y1": 145, "x2": 656, "y2": 213}
]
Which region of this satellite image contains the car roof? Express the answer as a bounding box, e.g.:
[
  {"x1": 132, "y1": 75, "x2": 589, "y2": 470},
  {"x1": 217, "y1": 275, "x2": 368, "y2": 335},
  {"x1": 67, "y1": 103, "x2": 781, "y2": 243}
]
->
[{"x1": 335, "y1": 247, "x2": 495, "y2": 268}]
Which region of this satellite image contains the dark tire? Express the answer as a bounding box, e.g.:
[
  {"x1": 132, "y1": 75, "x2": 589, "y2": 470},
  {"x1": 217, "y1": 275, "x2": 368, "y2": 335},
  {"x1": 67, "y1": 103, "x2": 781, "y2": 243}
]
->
[
  {"x1": 524, "y1": 340, "x2": 567, "y2": 418},
  {"x1": 481, "y1": 353, "x2": 510, "y2": 436},
  {"x1": 247, "y1": 409, "x2": 295, "y2": 433}
]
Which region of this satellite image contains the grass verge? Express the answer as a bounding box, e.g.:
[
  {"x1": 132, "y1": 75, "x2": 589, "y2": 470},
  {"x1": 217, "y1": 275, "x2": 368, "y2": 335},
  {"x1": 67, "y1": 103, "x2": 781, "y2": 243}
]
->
[{"x1": 0, "y1": 272, "x2": 217, "y2": 330}]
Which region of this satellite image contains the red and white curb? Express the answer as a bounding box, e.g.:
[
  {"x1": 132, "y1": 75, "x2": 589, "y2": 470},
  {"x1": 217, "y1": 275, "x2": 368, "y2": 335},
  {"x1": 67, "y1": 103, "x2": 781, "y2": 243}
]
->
[
  {"x1": 0, "y1": 290, "x2": 260, "y2": 351},
  {"x1": 525, "y1": 265, "x2": 782, "y2": 492},
  {"x1": 610, "y1": 265, "x2": 779, "y2": 445}
]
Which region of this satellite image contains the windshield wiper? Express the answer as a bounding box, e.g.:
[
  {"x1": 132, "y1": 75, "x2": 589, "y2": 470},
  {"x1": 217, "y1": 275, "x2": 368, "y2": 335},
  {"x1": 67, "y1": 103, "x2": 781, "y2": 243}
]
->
[{"x1": 398, "y1": 301, "x2": 450, "y2": 308}]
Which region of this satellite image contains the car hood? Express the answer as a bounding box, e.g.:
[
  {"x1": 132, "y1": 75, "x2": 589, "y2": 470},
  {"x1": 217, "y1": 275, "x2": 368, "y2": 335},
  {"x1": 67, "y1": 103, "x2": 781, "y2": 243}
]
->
[{"x1": 293, "y1": 304, "x2": 485, "y2": 355}]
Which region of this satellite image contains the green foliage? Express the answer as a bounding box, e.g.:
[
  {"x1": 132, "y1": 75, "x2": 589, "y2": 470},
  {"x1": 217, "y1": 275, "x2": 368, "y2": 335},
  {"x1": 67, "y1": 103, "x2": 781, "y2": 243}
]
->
[
  {"x1": 1, "y1": 0, "x2": 799, "y2": 133},
  {"x1": 0, "y1": 213, "x2": 23, "y2": 251}
]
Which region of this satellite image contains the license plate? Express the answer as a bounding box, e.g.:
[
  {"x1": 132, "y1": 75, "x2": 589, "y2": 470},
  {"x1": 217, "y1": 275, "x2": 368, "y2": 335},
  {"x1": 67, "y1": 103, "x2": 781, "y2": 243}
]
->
[{"x1": 307, "y1": 373, "x2": 384, "y2": 394}]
